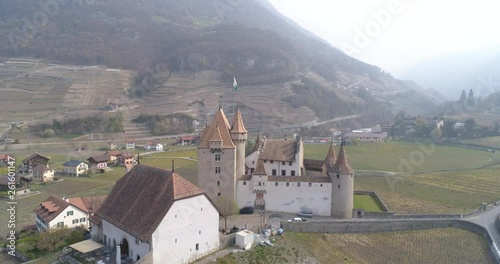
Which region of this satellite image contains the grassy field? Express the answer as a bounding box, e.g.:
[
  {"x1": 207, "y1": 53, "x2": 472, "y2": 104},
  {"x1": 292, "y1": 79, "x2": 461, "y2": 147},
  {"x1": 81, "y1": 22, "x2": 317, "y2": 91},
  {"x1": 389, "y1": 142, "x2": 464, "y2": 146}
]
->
[
  {"x1": 353, "y1": 195, "x2": 383, "y2": 212},
  {"x1": 462, "y1": 136, "x2": 500, "y2": 149},
  {"x1": 216, "y1": 228, "x2": 495, "y2": 264},
  {"x1": 304, "y1": 142, "x2": 495, "y2": 173}
]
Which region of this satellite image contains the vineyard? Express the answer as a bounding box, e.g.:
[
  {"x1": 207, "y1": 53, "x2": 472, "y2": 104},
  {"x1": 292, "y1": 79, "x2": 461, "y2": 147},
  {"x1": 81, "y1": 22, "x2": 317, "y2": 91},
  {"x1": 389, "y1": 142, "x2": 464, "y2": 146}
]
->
[
  {"x1": 216, "y1": 228, "x2": 495, "y2": 264},
  {"x1": 355, "y1": 167, "x2": 500, "y2": 214}
]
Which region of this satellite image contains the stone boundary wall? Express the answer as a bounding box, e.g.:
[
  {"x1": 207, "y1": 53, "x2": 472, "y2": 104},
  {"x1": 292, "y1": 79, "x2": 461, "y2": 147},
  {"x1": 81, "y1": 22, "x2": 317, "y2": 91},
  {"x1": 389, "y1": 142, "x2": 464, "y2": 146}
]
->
[
  {"x1": 353, "y1": 191, "x2": 390, "y2": 212},
  {"x1": 282, "y1": 219, "x2": 499, "y2": 263}
]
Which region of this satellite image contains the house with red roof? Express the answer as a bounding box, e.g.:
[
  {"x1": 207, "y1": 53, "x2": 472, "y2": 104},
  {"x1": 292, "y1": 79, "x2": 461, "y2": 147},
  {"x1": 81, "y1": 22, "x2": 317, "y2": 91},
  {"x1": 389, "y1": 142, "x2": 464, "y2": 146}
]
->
[{"x1": 33, "y1": 196, "x2": 88, "y2": 231}]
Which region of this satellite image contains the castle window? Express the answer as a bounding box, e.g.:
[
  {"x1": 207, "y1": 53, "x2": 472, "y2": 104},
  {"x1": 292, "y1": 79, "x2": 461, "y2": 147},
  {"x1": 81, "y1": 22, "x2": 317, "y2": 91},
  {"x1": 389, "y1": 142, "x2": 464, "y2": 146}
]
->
[
  {"x1": 264, "y1": 160, "x2": 267, "y2": 163},
  {"x1": 215, "y1": 167, "x2": 221, "y2": 174},
  {"x1": 217, "y1": 193, "x2": 221, "y2": 196},
  {"x1": 243, "y1": 181, "x2": 246, "y2": 185},
  {"x1": 286, "y1": 182, "x2": 289, "y2": 187},
  {"x1": 291, "y1": 170, "x2": 296, "y2": 176},
  {"x1": 196, "y1": 243, "x2": 199, "y2": 251},
  {"x1": 308, "y1": 183, "x2": 312, "y2": 187},
  {"x1": 281, "y1": 170, "x2": 286, "y2": 176},
  {"x1": 252, "y1": 161, "x2": 255, "y2": 164},
  {"x1": 337, "y1": 175, "x2": 339, "y2": 179},
  {"x1": 282, "y1": 161, "x2": 285, "y2": 165},
  {"x1": 297, "y1": 182, "x2": 300, "y2": 187},
  {"x1": 289, "y1": 162, "x2": 292, "y2": 166},
  {"x1": 320, "y1": 184, "x2": 323, "y2": 187},
  {"x1": 258, "y1": 182, "x2": 262, "y2": 186},
  {"x1": 215, "y1": 153, "x2": 221, "y2": 161},
  {"x1": 272, "y1": 169, "x2": 277, "y2": 176},
  {"x1": 338, "y1": 185, "x2": 340, "y2": 189},
  {"x1": 275, "y1": 182, "x2": 278, "y2": 186},
  {"x1": 270, "y1": 161, "x2": 274, "y2": 164},
  {"x1": 251, "y1": 168, "x2": 255, "y2": 174},
  {"x1": 217, "y1": 180, "x2": 220, "y2": 186}
]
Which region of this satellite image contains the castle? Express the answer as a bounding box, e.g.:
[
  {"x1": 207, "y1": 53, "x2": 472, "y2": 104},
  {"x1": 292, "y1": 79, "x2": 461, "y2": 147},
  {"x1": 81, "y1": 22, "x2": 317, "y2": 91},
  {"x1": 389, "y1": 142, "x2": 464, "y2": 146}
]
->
[{"x1": 197, "y1": 108, "x2": 354, "y2": 218}]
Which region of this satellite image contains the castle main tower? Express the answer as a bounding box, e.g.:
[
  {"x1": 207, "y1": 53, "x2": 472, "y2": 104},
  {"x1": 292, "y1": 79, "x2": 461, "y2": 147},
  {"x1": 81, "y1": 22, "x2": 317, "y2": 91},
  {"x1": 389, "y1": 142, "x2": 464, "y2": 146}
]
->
[
  {"x1": 328, "y1": 141, "x2": 354, "y2": 219},
  {"x1": 230, "y1": 108, "x2": 247, "y2": 179},
  {"x1": 198, "y1": 109, "x2": 237, "y2": 202}
]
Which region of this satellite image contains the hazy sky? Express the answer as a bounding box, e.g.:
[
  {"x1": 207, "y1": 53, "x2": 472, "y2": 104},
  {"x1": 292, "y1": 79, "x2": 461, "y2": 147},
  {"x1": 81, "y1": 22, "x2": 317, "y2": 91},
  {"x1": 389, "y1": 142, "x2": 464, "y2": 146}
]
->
[{"x1": 268, "y1": 0, "x2": 500, "y2": 77}]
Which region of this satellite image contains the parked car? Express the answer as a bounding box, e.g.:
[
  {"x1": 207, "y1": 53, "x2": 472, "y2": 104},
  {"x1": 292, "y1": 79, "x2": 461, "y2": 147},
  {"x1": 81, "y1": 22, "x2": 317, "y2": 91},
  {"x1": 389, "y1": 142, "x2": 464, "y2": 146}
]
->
[
  {"x1": 239, "y1": 206, "x2": 254, "y2": 214},
  {"x1": 297, "y1": 209, "x2": 313, "y2": 218}
]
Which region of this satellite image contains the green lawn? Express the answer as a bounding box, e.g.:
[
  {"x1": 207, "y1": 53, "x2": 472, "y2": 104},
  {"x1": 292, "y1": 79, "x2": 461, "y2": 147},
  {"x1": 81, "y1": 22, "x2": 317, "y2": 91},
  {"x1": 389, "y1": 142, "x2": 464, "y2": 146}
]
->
[
  {"x1": 353, "y1": 195, "x2": 383, "y2": 212},
  {"x1": 304, "y1": 142, "x2": 494, "y2": 173}
]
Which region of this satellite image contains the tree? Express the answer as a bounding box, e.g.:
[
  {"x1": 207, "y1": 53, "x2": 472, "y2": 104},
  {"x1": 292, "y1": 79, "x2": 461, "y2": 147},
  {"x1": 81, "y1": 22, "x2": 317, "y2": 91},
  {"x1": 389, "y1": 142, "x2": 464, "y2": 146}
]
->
[
  {"x1": 464, "y1": 119, "x2": 476, "y2": 135},
  {"x1": 467, "y1": 89, "x2": 475, "y2": 106},
  {"x1": 459, "y1": 90, "x2": 467, "y2": 103},
  {"x1": 215, "y1": 196, "x2": 238, "y2": 231}
]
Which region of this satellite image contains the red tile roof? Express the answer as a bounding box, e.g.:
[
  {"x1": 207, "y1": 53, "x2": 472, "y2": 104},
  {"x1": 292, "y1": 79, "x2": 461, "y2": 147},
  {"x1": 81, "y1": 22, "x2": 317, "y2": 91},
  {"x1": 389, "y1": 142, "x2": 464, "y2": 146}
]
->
[
  {"x1": 88, "y1": 155, "x2": 109, "y2": 164},
  {"x1": 199, "y1": 109, "x2": 235, "y2": 149},
  {"x1": 260, "y1": 140, "x2": 298, "y2": 162},
  {"x1": 69, "y1": 196, "x2": 106, "y2": 214},
  {"x1": 323, "y1": 142, "x2": 337, "y2": 168},
  {"x1": 105, "y1": 150, "x2": 122, "y2": 157},
  {"x1": 230, "y1": 109, "x2": 247, "y2": 133},
  {"x1": 94, "y1": 165, "x2": 205, "y2": 242},
  {"x1": 330, "y1": 142, "x2": 353, "y2": 175},
  {"x1": 33, "y1": 196, "x2": 70, "y2": 223}
]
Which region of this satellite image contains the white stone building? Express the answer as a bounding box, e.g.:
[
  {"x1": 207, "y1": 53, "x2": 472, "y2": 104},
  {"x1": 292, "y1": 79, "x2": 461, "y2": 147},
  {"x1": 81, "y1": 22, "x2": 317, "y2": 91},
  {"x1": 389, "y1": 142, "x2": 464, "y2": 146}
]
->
[
  {"x1": 90, "y1": 165, "x2": 220, "y2": 263},
  {"x1": 198, "y1": 108, "x2": 354, "y2": 218}
]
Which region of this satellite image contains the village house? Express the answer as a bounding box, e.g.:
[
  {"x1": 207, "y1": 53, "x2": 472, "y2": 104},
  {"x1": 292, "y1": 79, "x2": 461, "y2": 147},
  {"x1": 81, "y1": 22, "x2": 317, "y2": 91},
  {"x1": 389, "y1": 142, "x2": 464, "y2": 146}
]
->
[
  {"x1": 18, "y1": 153, "x2": 51, "y2": 174},
  {"x1": 33, "y1": 196, "x2": 89, "y2": 231},
  {"x1": 0, "y1": 175, "x2": 30, "y2": 192},
  {"x1": 31, "y1": 164, "x2": 55, "y2": 182},
  {"x1": 62, "y1": 160, "x2": 89, "y2": 177},
  {"x1": 177, "y1": 135, "x2": 199, "y2": 146},
  {"x1": 125, "y1": 139, "x2": 136, "y2": 149},
  {"x1": 344, "y1": 131, "x2": 388, "y2": 143},
  {"x1": 116, "y1": 152, "x2": 135, "y2": 166},
  {"x1": 0, "y1": 154, "x2": 12, "y2": 166},
  {"x1": 108, "y1": 142, "x2": 117, "y2": 150},
  {"x1": 87, "y1": 156, "x2": 109, "y2": 171},
  {"x1": 68, "y1": 196, "x2": 106, "y2": 227},
  {"x1": 144, "y1": 141, "x2": 163, "y2": 151},
  {"x1": 104, "y1": 150, "x2": 122, "y2": 163},
  {"x1": 90, "y1": 165, "x2": 220, "y2": 264}
]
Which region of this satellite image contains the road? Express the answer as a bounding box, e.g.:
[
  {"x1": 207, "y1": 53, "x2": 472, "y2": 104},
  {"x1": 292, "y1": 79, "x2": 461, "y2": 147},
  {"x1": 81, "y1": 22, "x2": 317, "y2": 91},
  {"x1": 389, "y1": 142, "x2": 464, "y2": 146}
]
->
[
  {"x1": 280, "y1": 114, "x2": 363, "y2": 130},
  {"x1": 466, "y1": 204, "x2": 500, "y2": 260}
]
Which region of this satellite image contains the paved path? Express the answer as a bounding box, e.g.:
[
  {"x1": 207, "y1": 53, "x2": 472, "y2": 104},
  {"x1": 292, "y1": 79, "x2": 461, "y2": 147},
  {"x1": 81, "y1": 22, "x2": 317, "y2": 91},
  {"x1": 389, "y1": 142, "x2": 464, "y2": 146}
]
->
[{"x1": 466, "y1": 204, "x2": 500, "y2": 260}]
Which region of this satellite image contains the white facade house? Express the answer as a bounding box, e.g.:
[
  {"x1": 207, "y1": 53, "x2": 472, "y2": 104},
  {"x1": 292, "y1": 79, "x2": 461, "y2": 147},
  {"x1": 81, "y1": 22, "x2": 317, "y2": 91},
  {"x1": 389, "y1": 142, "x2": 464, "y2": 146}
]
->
[
  {"x1": 33, "y1": 196, "x2": 88, "y2": 232},
  {"x1": 125, "y1": 139, "x2": 136, "y2": 149},
  {"x1": 62, "y1": 160, "x2": 89, "y2": 177},
  {"x1": 198, "y1": 108, "x2": 354, "y2": 219},
  {"x1": 92, "y1": 165, "x2": 220, "y2": 263},
  {"x1": 144, "y1": 142, "x2": 164, "y2": 151}
]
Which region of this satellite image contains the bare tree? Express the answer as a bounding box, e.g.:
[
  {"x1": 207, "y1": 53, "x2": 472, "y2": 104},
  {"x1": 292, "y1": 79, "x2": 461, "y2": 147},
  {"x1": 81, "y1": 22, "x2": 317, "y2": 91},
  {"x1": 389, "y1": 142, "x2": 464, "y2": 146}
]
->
[{"x1": 215, "y1": 196, "x2": 238, "y2": 231}]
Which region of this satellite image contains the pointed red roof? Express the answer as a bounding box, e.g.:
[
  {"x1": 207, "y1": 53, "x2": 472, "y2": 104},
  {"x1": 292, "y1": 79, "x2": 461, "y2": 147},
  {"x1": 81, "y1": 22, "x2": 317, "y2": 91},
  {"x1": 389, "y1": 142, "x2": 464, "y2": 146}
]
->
[
  {"x1": 330, "y1": 141, "x2": 353, "y2": 175},
  {"x1": 323, "y1": 141, "x2": 337, "y2": 168},
  {"x1": 210, "y1": 125, "x2": 223, "y2": 142},
  {"x1": 253, "y1": 160, "x2": 267, "y2": 175},
  {"x1": 199, "y1": 109, "x2": 235, "y2": 149},
  {"x1": 231, "y1": 108, "x2": 247, "y2": 133}
]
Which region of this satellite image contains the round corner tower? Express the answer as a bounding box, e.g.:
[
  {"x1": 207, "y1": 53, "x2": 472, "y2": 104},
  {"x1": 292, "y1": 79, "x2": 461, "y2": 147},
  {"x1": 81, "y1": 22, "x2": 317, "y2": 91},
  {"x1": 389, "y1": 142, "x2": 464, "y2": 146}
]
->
[
  {"x1": 328, "y1": 141, "x2": 354, "y2": 219},
  {"x1": 230, "y1": 108, "x2": 247, "y2": 179}
]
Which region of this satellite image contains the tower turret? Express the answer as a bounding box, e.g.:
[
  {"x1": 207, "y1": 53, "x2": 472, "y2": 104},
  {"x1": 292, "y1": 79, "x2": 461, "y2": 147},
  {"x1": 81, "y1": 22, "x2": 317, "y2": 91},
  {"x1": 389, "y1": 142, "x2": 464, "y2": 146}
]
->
[
  {"x1": 230, "y1": 108, "x2": 247, "y2": 179},
  {"x1": 322, "y1": 141, "x2": 337, "y2": 176},
  {"x1": 328, "y1": 140, "x2": 354, "y2": 219}
]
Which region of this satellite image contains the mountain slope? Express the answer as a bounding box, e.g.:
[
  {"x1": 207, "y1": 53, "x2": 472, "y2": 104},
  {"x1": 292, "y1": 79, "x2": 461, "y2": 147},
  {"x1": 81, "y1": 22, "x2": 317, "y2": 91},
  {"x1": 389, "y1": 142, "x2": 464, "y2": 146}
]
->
[{"x1": 0, "y1": 0, "x2": 440, "y2": 130}]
